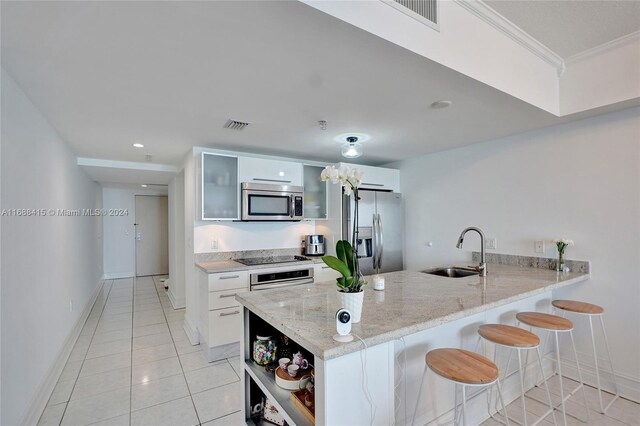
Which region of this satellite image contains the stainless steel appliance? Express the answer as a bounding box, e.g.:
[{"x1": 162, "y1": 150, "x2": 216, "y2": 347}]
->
[
  {"x1": 343, "y1": 190, "x2": 403, "y2": 275},
  {"x1": 241, "y1": 182, "x2": 304, "y2": 221},
  {"x1": 304, "y1": 235, "x2": 325, "y2": 256},
  {"x1": 235, "y1": 255, "x2": 315, "y2": 291},
  {"x1": 235, "y1": 255, "x2": 309, "y2": 266}
]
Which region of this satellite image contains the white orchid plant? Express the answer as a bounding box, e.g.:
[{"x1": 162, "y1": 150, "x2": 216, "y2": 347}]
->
[
  {"x1": 319, "y1": 165, "x2": 366, "y2": 293},
  {"x1": 320, "y1": 165, "x2": 363, "y2": 196},
  {"x1": 553, "y1": 238, "x2": 574, "y2": 255}
]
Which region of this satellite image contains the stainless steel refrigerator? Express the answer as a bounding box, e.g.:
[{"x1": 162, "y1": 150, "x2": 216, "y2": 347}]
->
[{"x1": 342, "y1": 190, "x2": 403, "y2": 275}]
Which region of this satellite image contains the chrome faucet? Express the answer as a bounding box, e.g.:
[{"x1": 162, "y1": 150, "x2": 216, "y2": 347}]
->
[{"x1": 456, "y1": 227, "x2": 487, "y2": 277}]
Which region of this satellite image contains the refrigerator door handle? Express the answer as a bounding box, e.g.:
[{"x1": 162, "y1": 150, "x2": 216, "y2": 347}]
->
[
  {"x1": 377, "y1": 213, "x2": 384, "y2": 270},
  {"x1": 372, "y1": 213, "x2": 378, "y2": 270}
]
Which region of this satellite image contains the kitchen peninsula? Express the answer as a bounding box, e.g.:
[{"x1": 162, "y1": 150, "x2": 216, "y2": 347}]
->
[{"x1": 236, "y1": 262, "x2": 590, "y2": 425}]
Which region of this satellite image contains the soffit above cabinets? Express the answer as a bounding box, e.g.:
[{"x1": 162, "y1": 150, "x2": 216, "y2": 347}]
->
[{"x1": 2, "y1": 1, "x2": 638, "y2": 168}]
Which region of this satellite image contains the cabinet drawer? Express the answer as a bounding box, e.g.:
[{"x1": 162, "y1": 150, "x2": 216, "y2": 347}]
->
[
  {"x1": 208, "y1": 271, "x2": 249, "y2": 292},
  {"x1": 314, "y1": 264, "x2": 341, "y2": 283},
  {"x1": 208, "y1": 307, "x2": 242, "y2": 346},
  {"x1": 208, "y1": 287, "x2": 248, "y2": 310}
]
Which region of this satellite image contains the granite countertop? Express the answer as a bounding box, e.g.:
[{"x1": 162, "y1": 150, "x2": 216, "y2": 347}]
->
[
  {"x1": 195, "y1": 257, "x2": 326, "y2": 273},
  {"x1": 235, "y1": 264, "x2": 590, "y2": 360}
]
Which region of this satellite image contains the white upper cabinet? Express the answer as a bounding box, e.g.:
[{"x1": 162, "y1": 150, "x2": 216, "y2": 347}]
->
[
  {"x1": 303, "y1": 164, "x2": 328, "y2": 220},
  {"x1": 238, "y1": 156, "x2": 303, "y2": 187},
  {"x1": 338, "y1": 163, "x2": 400, "y2": 192},
  {"x1": 201, "y1": 153, "x2": 239, "y2": 220}
]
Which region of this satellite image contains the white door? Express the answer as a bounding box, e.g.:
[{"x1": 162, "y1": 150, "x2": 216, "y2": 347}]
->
[{"x1": 135, "y1": 195, "x2": 169, "y2": 276}]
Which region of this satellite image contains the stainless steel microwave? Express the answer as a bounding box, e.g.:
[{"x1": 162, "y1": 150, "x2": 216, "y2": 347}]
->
[{"x1": 241, "y1": 182, "x2": 304, "y2": 221}]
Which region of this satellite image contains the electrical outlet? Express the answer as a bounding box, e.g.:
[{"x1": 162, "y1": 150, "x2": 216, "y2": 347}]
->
[
  {"x1": 69, "y1": 300, "x2": 73, "y2": 313},
  {"x1": 485, "y1": 237, "x2": 497, "y2": 250},
  {"x1": 210, "y1": 239, "x2": 218, "y2": 250},
  {"x1": 535, "y1": 240, "x2": 545, "y2": 253}
]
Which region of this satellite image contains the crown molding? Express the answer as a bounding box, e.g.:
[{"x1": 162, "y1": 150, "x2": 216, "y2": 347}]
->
[
  {"x1": 564, "y1": 30, "x2": 640, "y2": 65},
  {"x1": 453, "y1": 0, "x2": 565, "y2": 74}
]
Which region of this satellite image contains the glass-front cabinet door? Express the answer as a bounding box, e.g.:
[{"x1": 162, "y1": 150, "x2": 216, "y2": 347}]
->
[
  {"x1": 303, "y1": 165, "x2": 327, "y2": 219},
  {"x1": 201, "y1": 153, "x2": 238, "y2": 220}
]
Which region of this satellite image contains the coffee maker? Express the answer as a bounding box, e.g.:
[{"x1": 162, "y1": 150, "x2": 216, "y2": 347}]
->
[{"x1": 304, "y1": 235, "x2": 325, "y2": 256}]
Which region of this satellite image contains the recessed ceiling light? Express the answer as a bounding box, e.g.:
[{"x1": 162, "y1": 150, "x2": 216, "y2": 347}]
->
[
  {"x1": 141, "y1": 184, "x2": 148, "y2": 188},
  {"x1": 431, "y1": 100, "x2": 453, "y2": 109},
  {"x1": 133, "y1": 143, "x2": 144, "y2": 148},
  {"x1": 278, "y1": 171, "x2": 285, "y2": 177}
]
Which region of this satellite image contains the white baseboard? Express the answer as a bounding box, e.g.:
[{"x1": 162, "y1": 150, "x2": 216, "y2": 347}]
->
[
  {"x1": 167, "y1": 285, "x2": 185, "y2": 310},
  {"x1": 103, "y1": 272, "x2": 133, "y2": 279},
  {"x1": 21, "y1": 278, "x2": 104, "y2": 426},
  {"x1": 183, "y1": 315, "x2": 200, "y2": 345}
]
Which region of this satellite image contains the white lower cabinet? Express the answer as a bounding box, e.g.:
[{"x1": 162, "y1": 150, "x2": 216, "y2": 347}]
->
[
  {"x1": 198, "y1": 269, "x2": 249, "y2": 361},
  {"x1": 314, "y1": 263, "x2": 341, "y2": 283}
]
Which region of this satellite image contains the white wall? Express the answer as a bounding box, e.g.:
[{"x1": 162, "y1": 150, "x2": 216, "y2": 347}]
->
[
  {"x1": 168, "y1": 172, "x2": 186, "y2": 308},
  {"x1": 395, "y1": 106, "x2": 640, "y2": 399},
  {"x1": 1, "y1": 70, "x2": 104, "y2": 425},
  {"x1": 194, "y1": 221, "x2": 314, "y2": 253},
  {"x1": 102, "y1": 186, "x2": 167, "y2": 279},
  {"x1": 561, "y1": 36, "x2": 640, "y2": 115}
]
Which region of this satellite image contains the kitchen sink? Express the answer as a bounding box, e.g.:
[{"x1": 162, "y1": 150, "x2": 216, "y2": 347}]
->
[{"x1": 422, "y1": 267, "x2": 479, "y2": 278}]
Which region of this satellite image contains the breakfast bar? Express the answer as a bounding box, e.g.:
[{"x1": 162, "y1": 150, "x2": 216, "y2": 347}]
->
[{"x1": 236, "y1": 263, "x2": 590, "y2": 425}]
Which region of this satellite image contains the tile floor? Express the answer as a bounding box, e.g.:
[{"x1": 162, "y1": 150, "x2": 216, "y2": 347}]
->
[
  {"x1": 38, "y1": 276, "x2": 243, "y2": 426},
  {"x1": 480, "y1": 374, "x2": 639, "y2": 426},
  {"x1": 38, "y1": 276, "x2": 639, "y2": 426}
]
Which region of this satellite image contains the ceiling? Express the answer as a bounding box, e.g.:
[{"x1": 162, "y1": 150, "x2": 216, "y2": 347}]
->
[
  {"x1": 0, "y1": 1, "x2": 634, "y2": 169},
  {"x1": 486, "y1": 0, "x2": 640, "y2": 58}
]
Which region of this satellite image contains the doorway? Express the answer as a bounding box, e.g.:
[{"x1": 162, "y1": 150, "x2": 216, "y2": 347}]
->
[{"x1": 135, "y1": 195, "x2": 169, "y2": 276}]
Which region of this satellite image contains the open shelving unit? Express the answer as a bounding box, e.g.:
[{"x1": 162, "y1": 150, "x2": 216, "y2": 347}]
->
[
  {"x1": 242, "y1": 310, "x2": 315, "y2": 426},
  {"x1": 244, "y1": 361, "x2": 313, "y2": 426}
]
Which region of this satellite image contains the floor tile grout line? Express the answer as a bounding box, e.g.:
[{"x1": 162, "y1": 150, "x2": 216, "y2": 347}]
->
[
  {"x1": 150, "y1": 274, "x2": 204, "y2": 426},
  {"x1": 57, "y1": 279, "x2": 116, "y2": 426}
]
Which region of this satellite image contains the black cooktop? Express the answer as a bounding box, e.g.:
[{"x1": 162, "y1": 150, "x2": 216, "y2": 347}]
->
[{"x1": 235, "y1": 255, "x2": 309, "y2": 266}]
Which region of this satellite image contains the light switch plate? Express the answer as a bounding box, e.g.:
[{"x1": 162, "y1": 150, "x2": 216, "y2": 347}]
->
[
  {"x1": 210, "y1": 239, "x2": 218, "y2": 250},
  {"x1": 535, "y1": 240, "x2": 545, "y2": 253}
]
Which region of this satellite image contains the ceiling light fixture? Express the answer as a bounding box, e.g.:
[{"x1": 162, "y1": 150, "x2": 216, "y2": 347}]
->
[
  {"x1": 342, "y1": 136, "x2": 363, "y2": 158},
  {"x1": 141, "y1": 184, "x2": 148, "y2": 188},
  {"x1": 431, "y1": 100, "x2": 453, "y2": 109},
  {"x1": 133, "y1": 143, "x2": 144, "y2": 148}
]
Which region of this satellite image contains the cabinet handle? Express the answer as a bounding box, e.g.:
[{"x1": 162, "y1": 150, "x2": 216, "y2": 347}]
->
[
  {"x1": 362, "y1": 182, "x2": 385, "y2": 187},
  {"x1": 220, "y1": 311, "x2": 240, "y2": 317},
  {"x1": 321, "y1": 266, "x2": 331, "y2": 269},
  {"x1": 219, "y1": 275, "x2": 240, "y2": 280},
  {"x1": 219, "y1": 293, "x2": 237, "y2": 298},
  {"x1": 253, "y1": 178, "x2": 292, "y2": 183}
]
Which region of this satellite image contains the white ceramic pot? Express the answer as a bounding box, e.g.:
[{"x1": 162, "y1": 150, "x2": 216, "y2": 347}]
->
[{"x1": 338, "y1": 290, "x2": 364, "y2": 323}]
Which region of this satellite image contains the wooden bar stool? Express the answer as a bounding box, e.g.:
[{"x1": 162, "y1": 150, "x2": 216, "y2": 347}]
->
[
  {"x1": 552, "y1": 300, "x2": 619, "y2": 413},
  {"x1": 516, "y1": 312, "x2": 589, "y2": 425},
  {"x1": 411, "y1": 348, "x2": 509, "y2": 426},
  {"x1": 478, "y1": 324, "x2": 557, "y2": 426}
]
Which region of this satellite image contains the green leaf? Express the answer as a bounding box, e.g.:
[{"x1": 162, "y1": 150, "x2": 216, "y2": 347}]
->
[
  {"x1": 344, "y1": 241, "x2": 355, "y2": 273},
  {"x1": 321, "y1": 255, "x2": 351, "y2": 278},
  {"x1": 336, "y1": 240, "x2": 347, "y2": 264}
]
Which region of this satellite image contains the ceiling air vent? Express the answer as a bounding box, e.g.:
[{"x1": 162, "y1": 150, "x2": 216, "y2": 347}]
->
[
  {"x1": 386, "y1": 0, "x2": 438, "y2": 29},
  {"x1": 223, "y1": 119, "x2": 250, "y2": 131}
]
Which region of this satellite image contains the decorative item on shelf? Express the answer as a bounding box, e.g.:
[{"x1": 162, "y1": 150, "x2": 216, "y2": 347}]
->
[
  {"x1": 291, "y1": 388, "x2": 315, "y2": 423},
  {"x1": 292, "y1": 351, "x2": 309, "y2": 369},
  {"x1": 262, "y1": 397, "x2": 286, "y2": 426},
  {"x1": 279, "y1": 334, "x2": 293, "y2": 359},
  {"x1": 553, "y1": 238, "x2": 574, "y2": 272},
  {"x1": 320, "y1": 165, "x2": 367, "y2": 323},
  {"x1": 252, "y1": 335, "x2": 278, "y2": 366}
]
